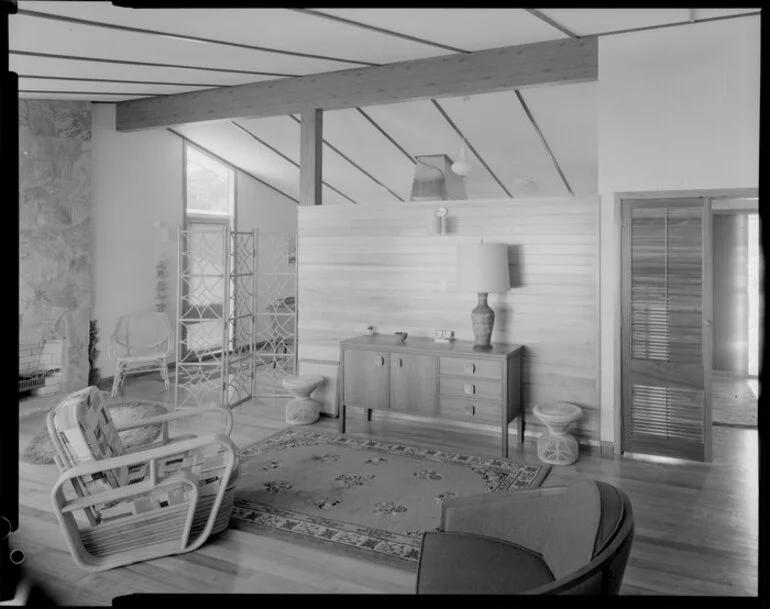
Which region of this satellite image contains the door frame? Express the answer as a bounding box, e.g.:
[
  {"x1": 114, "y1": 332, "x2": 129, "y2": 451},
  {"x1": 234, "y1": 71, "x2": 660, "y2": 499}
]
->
[{"x1": 613, "y1": 187, "x2": 757, "y2": 457}]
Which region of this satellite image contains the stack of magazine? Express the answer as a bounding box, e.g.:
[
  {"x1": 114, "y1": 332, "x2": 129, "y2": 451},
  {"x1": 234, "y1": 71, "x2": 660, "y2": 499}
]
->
[{"x1": 98, "y1": 446, "x2": 227, "y2": 523}]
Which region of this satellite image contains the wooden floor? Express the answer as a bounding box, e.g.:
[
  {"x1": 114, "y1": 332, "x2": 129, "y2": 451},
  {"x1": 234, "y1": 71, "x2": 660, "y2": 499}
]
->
[{"x1": 15, "y1": 377, "x2": 759, "y2": 602}]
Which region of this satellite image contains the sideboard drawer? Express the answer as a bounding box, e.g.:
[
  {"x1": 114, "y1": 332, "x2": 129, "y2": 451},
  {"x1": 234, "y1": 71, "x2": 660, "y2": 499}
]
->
[
  {"x1": 439, "y1": 398, "x2": 501, "y2": 424},
  {"x1": 439, "y1": 377, "x2": 503, "y2": 401},
  {"x1": 439, "y1": 357, "x2": 502, "y2": 380}
]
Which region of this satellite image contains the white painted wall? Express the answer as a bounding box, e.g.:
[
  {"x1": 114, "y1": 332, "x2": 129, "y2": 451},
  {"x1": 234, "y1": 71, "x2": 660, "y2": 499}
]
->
[
  {"x1": 235, "y1": 172, "x2": 297, "y2": 233},
  {"x1": 91, "y1": 104, "x2": 297, "y2": 378},
  {"x1": 597, "y1": 17, "x2": 760, "y2": 443},
  {"x1": 91, "y1": 103, "x2": 184, "y2": 377}
]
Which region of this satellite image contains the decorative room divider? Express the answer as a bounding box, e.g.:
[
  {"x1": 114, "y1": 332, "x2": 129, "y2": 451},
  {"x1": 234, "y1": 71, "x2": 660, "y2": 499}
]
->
[
  {"x1": 175, "y1": 226, "x2": 297, "y2": 409},
  {"x1": 252, "y1": 232, "x2": 298, "y2": 398}
]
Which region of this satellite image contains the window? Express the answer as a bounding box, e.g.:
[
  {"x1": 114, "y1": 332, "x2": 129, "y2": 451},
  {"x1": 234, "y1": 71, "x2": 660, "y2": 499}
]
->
[
  {"x1": 183, "y1": 144, "x2": 235, "y2": 356},
  {"x1": 185, "y1": 146, "x2": 234, "y2": 217}
]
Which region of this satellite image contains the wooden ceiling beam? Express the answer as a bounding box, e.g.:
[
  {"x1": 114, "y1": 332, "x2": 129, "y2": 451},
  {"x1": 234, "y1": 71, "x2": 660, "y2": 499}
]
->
[{"x1": 115, "y1": 37, "x2": 597, "y2": 131}]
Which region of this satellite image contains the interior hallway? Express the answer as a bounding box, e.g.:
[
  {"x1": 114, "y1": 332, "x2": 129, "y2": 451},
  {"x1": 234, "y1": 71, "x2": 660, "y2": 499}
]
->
[
  {"x1": 712, "y1": 371, "x2": 758, "y2": 429},
  {"x1": 15, "y1": 375, "x2": 759, "y2": 602}
]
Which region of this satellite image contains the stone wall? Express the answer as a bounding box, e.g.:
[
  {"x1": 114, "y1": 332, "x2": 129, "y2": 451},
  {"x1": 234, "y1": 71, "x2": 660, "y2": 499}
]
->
[{"x1": 19, "y1": 100, "x2": 92, "y2": 393}]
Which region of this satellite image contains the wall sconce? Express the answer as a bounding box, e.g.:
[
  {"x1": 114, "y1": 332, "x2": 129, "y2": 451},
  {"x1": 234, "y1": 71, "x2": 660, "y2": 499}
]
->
[{"x1": 434, "y1": 207, "x2": 449, "y2": 235}]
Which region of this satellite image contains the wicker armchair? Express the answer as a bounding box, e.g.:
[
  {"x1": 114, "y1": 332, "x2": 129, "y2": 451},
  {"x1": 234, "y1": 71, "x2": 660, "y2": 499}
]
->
[
  {"x1": 47, "y1": 387, "x2": 240, "y2": 572},
  {"x1": 109, "y1": 311, "x2": 174, "y2": 398}
]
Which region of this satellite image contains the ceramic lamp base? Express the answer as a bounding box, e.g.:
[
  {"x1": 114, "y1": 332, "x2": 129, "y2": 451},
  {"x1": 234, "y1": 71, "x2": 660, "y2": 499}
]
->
[{"x1": 471, "y1": 292, "x2": 494, "y2": 350}]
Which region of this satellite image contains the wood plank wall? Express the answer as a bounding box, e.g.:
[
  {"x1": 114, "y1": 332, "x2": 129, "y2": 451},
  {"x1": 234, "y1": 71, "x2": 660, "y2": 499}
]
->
[{"x1": 297, "y1": 197, "x2": 601, "y2": 443}]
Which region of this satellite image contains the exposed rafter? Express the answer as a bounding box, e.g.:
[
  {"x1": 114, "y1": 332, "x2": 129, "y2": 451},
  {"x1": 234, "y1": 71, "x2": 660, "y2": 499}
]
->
[
  {"x1": 355, "y1": 107, "x2": 415, "y2": 165},
  {"x1": 20, "y1": 90, "x2": 160, "y2": 97},
  {"x1": 523, "y1": 9, "x2": 578, "y2": 39},
  {"x1": 167, "y1": 128, "x2": 299, "y2": 204},
  {"x1": 514, "y1": 90, "x2": 574, "y2": 197},
  {"x1": 17, "y1": 8, "x2": 377, "y2": 67},
  {"x1": 293, "y1": 8, "x2": 468, "y2": 54},
  {"x1": 10, "y1": 50, "x2": 293, "y2": 77},
  {"x1": 430, "y1": 99, "x2": 512, "y2": 199},
  {"x1": 19, "y1": 74, "x2": 219, "y2": 88},
  {"x1": 598, "y1": 10, "x2": 760, "y2": 38},
  {"x1": 288, "y1": 114, "x2": 403, "y2": 202},
  {"x1": 115, "y1": 37, "x2": 598, "y2": 130},
  {"x1": 230, "y1": 120, "x2": 359, "y2": 205}
]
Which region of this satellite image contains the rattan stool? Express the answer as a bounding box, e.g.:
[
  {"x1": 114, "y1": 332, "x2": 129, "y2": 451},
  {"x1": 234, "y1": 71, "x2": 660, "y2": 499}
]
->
[
  {"x1": 533, "y1": 402, "x2": 583, "y2": 466},
  {"x1": 282, "y1": 375, "x2": 325, "y2": 425}
]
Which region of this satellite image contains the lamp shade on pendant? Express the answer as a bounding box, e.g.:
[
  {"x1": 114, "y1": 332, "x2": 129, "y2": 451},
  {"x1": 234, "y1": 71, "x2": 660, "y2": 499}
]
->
[{"x1": 456, "y1": 243, "x2": 511, "y2": 293}]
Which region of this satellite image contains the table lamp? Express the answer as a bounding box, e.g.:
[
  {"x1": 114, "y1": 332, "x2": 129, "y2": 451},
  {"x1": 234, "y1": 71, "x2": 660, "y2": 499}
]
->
[{"x1": 456, "y1": 242, "x2": 511, "y2": 350}]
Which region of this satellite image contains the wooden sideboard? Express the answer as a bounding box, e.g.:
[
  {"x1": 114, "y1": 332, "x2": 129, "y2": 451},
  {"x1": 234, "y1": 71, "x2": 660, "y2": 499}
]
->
[{"x1": 337, "y1": 335, "x2": 524, "y2": 457}]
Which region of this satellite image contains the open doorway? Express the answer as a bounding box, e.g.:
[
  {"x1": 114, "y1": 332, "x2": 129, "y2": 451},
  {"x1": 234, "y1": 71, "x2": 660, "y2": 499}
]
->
[{"x1": 712, "y1": 199, "x2": 760, "y2": 429}]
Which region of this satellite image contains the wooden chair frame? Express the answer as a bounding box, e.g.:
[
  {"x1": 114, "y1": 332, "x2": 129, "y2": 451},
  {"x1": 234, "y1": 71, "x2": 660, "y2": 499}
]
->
[{"x1": 48, "y1": 401, "x2": 237, "y2": 572}]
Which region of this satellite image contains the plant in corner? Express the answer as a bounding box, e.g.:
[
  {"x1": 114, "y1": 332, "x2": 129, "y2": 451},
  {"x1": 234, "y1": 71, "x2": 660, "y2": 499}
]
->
[
  {"x1": 155, "y1": 259, "x2": 167, "y2": 312},
  {"x1": 88, "y1": 319, "x2": 101, "y2": 386}
]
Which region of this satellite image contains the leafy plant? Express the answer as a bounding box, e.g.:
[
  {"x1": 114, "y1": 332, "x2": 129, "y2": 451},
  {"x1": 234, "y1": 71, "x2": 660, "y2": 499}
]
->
[{"x1": 88, "y1": 319, "x2": 100, "y2": 386}]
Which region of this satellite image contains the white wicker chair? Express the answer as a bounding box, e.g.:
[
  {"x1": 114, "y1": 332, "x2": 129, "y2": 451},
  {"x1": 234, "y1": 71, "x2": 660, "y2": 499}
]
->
[
  {"x1": 47, "y1": 386, "x2": 240, "y2": 572},
  {"x1": 109, "y1": 311, "x2": 174, "y2": 398}
]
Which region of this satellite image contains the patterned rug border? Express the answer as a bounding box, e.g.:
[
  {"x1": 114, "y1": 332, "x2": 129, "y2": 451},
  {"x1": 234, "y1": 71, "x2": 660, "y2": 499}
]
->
[
  {"x1": 230, "y1": 500, "x2": 422, "y2": 565},
  {"x1": 234, "y1": 428, "x2": 551, "y2": 563}
]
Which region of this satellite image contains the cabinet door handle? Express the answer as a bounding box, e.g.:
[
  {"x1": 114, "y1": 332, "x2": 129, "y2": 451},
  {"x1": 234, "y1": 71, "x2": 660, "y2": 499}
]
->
[
  {"x1": 464, "y1": 363, "x2": 476, "y2": 375},
  {"x1": 464, "y1": 383, "x2": 475, "y2": 395},
  {"x1": 464, "y1": 405, "x2": 476, "y2": 416},
  {"x1": 375, "y1": 355, "x2": 385, "y2": 367},
  {"x1": 397, "y1": 358, "x2": 403, "y2": 368}
]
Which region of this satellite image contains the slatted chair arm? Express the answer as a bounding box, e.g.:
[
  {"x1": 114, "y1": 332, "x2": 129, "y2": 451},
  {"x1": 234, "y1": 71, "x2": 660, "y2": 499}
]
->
[
  {"x1": 114, "y1": 405, "x2": 234, "y2": 437},
  {"x1": 52, "y1": 433, "x2": 237, "y2": 482},
  {"x1": 52, "y1": 470, "x2": 199, "y2": 514},
  {"x1": 178, "y1": 446, "x2": 236, "y2": 554}
]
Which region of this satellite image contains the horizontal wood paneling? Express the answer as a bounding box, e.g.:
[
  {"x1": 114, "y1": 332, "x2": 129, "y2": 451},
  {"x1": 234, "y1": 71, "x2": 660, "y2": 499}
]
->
[{"x1": 298, "y1": 197, "x2": 600, "y2": 440}]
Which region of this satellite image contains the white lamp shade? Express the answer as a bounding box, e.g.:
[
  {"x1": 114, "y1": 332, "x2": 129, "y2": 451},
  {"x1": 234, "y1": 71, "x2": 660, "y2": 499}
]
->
[{"x1": 456, "y1": 243, "x2": 511, "y2": 293}]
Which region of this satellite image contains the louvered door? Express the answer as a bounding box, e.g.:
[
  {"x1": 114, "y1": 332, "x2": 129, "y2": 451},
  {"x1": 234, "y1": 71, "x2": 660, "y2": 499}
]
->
[{"x1": 621, "y1": 199, "x2": 713, "y2": 461}]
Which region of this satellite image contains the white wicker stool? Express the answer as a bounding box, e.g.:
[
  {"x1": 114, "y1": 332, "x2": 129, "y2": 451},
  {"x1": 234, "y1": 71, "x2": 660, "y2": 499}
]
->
[
  {"x1": 533, "y1": 402, "x2": 583, "y2": 466},
  {"x1": 282, "y1": 375, "x2": 325, "y2": 425}
]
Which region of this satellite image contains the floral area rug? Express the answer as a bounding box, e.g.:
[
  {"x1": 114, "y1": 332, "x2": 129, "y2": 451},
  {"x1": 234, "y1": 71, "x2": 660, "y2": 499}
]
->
[{"x1": 232, "y1": 428, "x2": 551, "y2": 565}]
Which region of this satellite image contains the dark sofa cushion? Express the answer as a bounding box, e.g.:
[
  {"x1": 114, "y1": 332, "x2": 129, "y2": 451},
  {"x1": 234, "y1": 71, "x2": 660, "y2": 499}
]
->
[{"x1": 416, "y1": 531, "x2": 555, "y2": 595}]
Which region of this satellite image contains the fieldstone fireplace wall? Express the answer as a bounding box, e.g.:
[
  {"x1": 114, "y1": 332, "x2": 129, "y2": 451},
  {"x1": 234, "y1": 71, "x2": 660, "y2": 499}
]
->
[{"x1": 19, "y1": 100, "x2": 92, "y2": 394}]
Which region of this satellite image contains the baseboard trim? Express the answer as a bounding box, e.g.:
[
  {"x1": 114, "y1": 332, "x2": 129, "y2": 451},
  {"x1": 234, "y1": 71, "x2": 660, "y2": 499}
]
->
[{"x1": 320, "y1": 407, "x2": 610, "y2": 451}]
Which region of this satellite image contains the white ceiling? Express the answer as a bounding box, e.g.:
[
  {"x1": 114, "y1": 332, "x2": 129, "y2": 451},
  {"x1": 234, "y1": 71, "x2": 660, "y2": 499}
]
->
[{"x1": 11, "y1": 4, "x2": 760, "y2": 203}]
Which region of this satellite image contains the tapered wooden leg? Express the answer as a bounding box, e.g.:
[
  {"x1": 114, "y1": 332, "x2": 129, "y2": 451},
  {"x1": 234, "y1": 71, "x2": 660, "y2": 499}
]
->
[
  {"x1": 366, "y1": 409, "x2": 372, "y2": 422},
  {"x1": 340, "y1": 404, "x2": 346, "y2": 434},
  {"x1": 502, "y1": 422, "x2": 508, "y2": 458}
]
